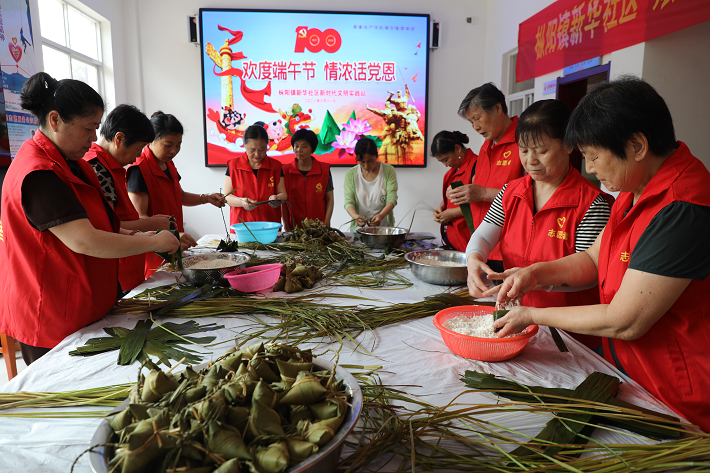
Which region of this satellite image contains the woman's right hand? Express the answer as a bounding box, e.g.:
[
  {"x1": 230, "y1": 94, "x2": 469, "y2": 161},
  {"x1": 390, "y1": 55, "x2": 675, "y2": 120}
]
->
[
  {"x1": 145, "y1": 215, "x2": 172, "y2": 231},
  {"x1": 152, "y1": 230, "x2": 180, "y2": 254},
  {"x1": 484, "y1": 265, "x2": 540, "y2": 307},
  {"x1": 179, "y1": 232, "x2": 197, "y2": 251},
  {"x1": 355, "y1": 215, "x2": 368, "y2": 227},
  {"x1": 467, "y1": 254, "x2": 495, "y2": 298}
]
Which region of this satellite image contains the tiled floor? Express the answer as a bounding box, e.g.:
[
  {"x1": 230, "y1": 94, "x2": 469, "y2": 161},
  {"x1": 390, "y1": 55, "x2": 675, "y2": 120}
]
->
[{"x1": 0, "y1": 353, "x2": 27, "y2": 389}]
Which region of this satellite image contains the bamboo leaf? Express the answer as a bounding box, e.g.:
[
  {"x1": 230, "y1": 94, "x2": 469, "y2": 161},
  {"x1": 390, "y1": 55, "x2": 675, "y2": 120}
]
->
[
  {"x1": 450, "y1": 181, "x2": 475, "y2": 233},
  {"x1": 117, "y1": 319, "x2": 153, "y2": 365},
  {"x1": 549, "y1": 327, "x2": 569, "y2": 353}
]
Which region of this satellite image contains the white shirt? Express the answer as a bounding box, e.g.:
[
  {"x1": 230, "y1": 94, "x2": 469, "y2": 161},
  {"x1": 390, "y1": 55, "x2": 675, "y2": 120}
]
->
[{"x1": 355, "y1": 164, "x2": 387, "y2": 220}]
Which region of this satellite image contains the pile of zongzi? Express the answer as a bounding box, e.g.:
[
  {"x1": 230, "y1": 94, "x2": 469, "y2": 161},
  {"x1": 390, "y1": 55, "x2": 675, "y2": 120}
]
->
[
  {"x1": 282, "y1": 218, "x2": 346, "y2": 246},
  {"x1": 273, "y1": 259, "x2": 325, "y2": 293},
  {"x1": 104, "y1": 342, "x2": 352, "y2": 473}
]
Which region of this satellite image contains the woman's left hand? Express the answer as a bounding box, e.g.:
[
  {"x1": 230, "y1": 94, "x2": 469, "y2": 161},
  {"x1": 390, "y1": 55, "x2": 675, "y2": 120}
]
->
[
  {"x1": 370, "y1": 214, "x2": 383, "y2": 226},
  {"x1": 434, "y1": 209, "x2": 455, "y2": 224},
  {"x1": 492, "y1": 306, "x2": 535, "y2": 337},
  {"x1": 205, "y1": 193, "x2": 225, "y2": 208},
  {"x1": 179, "y1": 232, "x2": 197, "y2": 251}
]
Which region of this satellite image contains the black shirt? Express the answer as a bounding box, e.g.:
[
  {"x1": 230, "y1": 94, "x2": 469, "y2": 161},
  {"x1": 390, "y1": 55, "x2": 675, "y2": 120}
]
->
[
  {"x1": 126, "y1": 165, "x2": 181, "y2": 193},
  {"x1": 22, "y1": 166, "x2": 89, "y2": 232},
  {"x1": 628, "y1": 202, "x2": 710, "y2": 280}
]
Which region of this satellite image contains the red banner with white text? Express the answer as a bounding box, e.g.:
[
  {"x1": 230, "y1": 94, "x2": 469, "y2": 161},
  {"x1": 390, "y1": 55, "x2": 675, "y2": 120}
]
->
[{"x1": 517, "y1": 0, "x2": 710, "y2": 82}]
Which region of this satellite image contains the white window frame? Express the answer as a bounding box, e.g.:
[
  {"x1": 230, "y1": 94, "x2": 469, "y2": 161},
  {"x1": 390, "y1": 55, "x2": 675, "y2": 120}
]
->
[
  {"x1": 502, "y1": 48, "x2": 534, "y2": 117},
  {"x1": 39, "y1": 0, "x2": 104, "y2": 97}
]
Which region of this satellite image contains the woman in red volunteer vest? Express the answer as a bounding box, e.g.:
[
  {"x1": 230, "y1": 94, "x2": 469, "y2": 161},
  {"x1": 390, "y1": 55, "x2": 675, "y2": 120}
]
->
[
  {"x1": 0, "y1": 73, "x2": 179, "y2": 364},
  {"x1": 491, "y1": 78, "x2": 710, "y2": 432},
  {"x1": 282, "y1": 128, "x2": 334, "y2": 231},
  {"x1": 466, "y1": 100, "x2": 611, "y2": 350},
  {"x1": 223, "y1": 125, "x2": 287, "y2": 229},
  {"x1": 83, "y1": 104, "x2": 172, "y2": 290},
  {"x1": 127, "y1": 112, "x2": 224, "y2": 277},
  {"x1": 449, "y1": 83, "x2": 525, "y2": 272},
  {"x1": 431, "y1": 131, "x2": 478, "y2": 251}
]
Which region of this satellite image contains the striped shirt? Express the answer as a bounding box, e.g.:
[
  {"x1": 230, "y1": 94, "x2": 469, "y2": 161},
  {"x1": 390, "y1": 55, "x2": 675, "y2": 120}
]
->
[{"x1": 483, "y1": 184, "x2": 611, "y2": 253}]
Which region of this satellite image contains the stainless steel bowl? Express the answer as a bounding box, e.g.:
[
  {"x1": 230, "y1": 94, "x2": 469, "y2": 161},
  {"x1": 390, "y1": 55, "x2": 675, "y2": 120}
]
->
[
  {"x1": 89, "y1": 358, "x2": 363, "y2": 473},
  {"x1": 181, "y1": 252, "x2": 251, "y2": 286},
  {"x1": 356, "y1": 226, "x2": 408, "y2": 249},
  {"x1": 405, "y1": 250, "x2": 468, "y2": 285}
]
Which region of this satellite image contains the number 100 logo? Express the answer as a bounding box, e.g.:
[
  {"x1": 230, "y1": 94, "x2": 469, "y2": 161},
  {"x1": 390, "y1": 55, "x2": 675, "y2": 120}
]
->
[{"x1": 295, "y1": 26, "x2": 342, "y2": 53}]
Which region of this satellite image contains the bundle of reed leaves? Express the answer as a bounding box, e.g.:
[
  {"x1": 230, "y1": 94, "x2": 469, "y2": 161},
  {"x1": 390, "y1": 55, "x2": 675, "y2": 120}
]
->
[
  {"x1": 461, "y1": 370, "x2": 683, "y2": 441},
  {"x1": 339, "y1": 372, "x2": 710, "y2": 472},
  {"x1": 0, "y1": 384, "x2": 132, "y2": 413},
  {"x1": 111, "y1": 289, "x2": 489, "y2": 351}
]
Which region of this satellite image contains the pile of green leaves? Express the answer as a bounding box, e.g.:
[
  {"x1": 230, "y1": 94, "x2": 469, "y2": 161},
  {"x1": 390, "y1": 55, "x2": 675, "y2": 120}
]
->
[
  {"x1": 69, "y1": 319, "x2": 223, "y2": 367},
  {"x1": 338, "y1": 370, "x2": 705, "y2": 473},
  {"x1": 461, "y1": 370, "x2": 682, "y2": 442}
]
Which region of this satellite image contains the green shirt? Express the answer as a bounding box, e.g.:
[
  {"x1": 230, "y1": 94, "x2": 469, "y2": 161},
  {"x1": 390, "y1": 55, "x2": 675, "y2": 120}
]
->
[{"x1": 343, "y1": 162, "x2": 398, "y2": 232}]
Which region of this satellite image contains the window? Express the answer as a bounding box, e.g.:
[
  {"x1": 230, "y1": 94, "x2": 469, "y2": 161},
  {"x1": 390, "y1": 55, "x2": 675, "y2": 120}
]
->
[
  {"x1": 502, "y1": 49, "x2": 534, "y2": 117},
  {"x1": 38, "y1": 0, "x2": 102, "y2": 93}
]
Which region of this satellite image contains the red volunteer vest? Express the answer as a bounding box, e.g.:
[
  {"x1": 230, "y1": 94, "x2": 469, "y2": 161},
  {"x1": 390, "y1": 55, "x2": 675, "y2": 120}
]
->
[
  {"x1": 283, "y1": 158, "x2": 330, "y2": 228},
  {"x1": 441, "y1": 148, "x2": 478, "y2": 251},
  {"x1": 0, "y1": 132, "x2": 119, "y2": 348},
  {"x1": 473, "y1": 116, "x2": 524, "y2": 261},
  {"x1": 84, "y1": 143, "x2": 145, "y2": 290},
  {"x1": 131, "y1": 146, "x2": 184, "y2": 277},
  {"x1": 227, "y1": 154, "x2": 282, "y2": 230},
  {"x1": 501, "y1": 168, "x2": 605, "y2": 349},
  {"x1": 598, "y1": 142, "x2": 710, "y2": 431}
]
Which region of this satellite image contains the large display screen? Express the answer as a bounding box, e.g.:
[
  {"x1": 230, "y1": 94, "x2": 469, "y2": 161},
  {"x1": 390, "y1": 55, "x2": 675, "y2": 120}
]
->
[{"x1": 199, "y1": 9, "x2": 429, "y2": 167}]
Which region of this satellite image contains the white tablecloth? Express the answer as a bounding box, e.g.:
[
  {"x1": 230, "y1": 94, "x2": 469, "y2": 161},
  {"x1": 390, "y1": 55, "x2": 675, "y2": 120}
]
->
[{"x1": 0, "y1": 235, "x2": 682, "y2": 473}]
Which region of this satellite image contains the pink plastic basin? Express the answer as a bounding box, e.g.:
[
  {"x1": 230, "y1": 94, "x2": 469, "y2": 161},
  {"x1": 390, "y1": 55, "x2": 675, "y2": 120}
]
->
[{"x1": 224, "y1": 264, "x2": 284, "y2": 293}]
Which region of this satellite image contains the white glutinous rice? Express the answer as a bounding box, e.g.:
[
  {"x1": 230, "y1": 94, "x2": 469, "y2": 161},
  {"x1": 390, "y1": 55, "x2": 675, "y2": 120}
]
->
[
  {"x1": 188, "y1": 260, "x2": 236, "y2": 270},
  {"x1": 443, "y1": 315, "x2": 525, "y2": 338},
  {"x1": 416, "y1": 258, "x2": 465, "y2": 267}
]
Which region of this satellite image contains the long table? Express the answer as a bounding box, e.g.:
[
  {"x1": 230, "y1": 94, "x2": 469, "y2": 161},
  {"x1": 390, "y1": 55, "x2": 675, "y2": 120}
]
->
[{"x1": 0, "y1": 236, "x2": 683, "y2": 472}]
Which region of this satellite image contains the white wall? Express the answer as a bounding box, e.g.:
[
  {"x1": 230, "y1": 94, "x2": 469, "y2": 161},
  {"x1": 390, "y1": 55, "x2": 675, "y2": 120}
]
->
[
  {"x1": 111, "y1": 0, "x2": 490, "y2": 238},
  {"x1": 642, "y1": 20, "x2": 710, "y2": 169}
]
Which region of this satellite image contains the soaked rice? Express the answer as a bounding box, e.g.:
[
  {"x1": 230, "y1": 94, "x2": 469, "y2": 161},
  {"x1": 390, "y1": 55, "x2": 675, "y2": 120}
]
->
[
  {"x1": 416, "y1": 258, "x2": 464, "y2": 267},
  {"x1": 443, "y1": 315, "x2": 526, "y2": 338},
  {"x1": 187, "y1": 260, "x2": 237, "y2": 269}
]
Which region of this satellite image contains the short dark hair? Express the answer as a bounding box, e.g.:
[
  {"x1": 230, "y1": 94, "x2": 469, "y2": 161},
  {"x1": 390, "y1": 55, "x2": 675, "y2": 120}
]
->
[
  {"x1": 565, "y1": 76, "x2": 676, "y2": 161},
  {"x1": 431, "y1": 131, "x2": 469, "y2": 157},
  {"x1": 100, "y1": 104, "x2": 154, "y2": 146},
  {"x1": 516, "y1": 100, "x2": 571, "y2": 148},
  {"x1": 354, "y1": 137, "x2": 378, "y2": 161},
  {"x1": 458, "y1": 82, "x2": 507, "y2": 118},
  {"x1": 291, "y1": 128, "x2": 318, "y2": 151},
  {"x1": 150, "y1": 111, "x2": 184, "y2": 139},
  {"x1": 243, "y1": 124, "x2": 269, "y2": 144},
  {"x1": 20, "y1": 72, "x2": 104, "y2": 128}
]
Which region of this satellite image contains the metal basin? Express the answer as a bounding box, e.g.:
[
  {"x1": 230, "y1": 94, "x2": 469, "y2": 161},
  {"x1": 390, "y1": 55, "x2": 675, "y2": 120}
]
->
[
  {"x1": 405, "y1": 250, "x2": 468, "y2": 285},
  {"x1": 181, "y1": 252, "x2": 251, "y2": 286},
  {"x1": 89, "y1": 358, "x2": 363, "y2": 473},
  {"x1": 356, "y1": 226, "x2": 408, "y2": 249}
]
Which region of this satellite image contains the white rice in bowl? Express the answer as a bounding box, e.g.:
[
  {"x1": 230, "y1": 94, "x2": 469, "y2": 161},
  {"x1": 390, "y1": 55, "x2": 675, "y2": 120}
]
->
[
  {"x1": 416, "y1": 258, "x2": 465, "y2": 267},
  {"x1": 443, "y1": 314, "x2": 527, "y2": 338}
]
